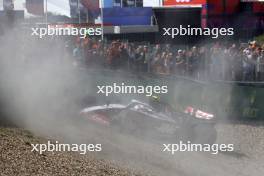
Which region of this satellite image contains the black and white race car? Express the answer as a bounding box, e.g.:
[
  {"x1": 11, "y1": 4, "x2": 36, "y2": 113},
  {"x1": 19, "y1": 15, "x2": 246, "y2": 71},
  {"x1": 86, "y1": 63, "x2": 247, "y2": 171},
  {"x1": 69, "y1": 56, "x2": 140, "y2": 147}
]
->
[{"x1": 80, "y1": 99, "x2": 217, "y2": 144}]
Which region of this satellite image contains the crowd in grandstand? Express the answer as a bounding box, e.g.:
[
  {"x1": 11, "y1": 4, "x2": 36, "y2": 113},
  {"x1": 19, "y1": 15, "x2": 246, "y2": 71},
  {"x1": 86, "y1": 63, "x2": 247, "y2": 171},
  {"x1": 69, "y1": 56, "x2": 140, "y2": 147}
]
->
[{"x1": 71, "y1": 37, "x2": 264, "y2": 82}]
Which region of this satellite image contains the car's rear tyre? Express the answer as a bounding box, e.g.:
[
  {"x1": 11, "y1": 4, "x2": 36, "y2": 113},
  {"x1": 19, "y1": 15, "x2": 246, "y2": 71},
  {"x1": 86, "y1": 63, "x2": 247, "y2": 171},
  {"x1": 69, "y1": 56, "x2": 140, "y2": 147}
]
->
[
  {"x1": 179, "y1": 124, "x2": 217, "y2": 145},
  {"x1": 192, "y1": 124, "x2": 217, "y2": 145}
]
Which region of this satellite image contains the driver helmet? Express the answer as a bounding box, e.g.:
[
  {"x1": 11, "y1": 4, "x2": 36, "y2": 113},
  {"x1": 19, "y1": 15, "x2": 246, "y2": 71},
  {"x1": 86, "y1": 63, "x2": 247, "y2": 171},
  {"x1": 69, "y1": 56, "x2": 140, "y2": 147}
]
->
[
  {"x1": 151, "y1": 95, "x2": 160, "y2": 102},
  {"x1": 149, "y1": 95, "x2": 163, "y2": 112}
]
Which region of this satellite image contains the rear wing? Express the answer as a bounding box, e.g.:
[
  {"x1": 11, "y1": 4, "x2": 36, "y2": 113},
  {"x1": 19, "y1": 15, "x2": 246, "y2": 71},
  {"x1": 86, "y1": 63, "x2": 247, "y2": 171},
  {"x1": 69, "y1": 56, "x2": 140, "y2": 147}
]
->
[{"x1": 184, "y1": 106, "x2": 214, "y2": 120}]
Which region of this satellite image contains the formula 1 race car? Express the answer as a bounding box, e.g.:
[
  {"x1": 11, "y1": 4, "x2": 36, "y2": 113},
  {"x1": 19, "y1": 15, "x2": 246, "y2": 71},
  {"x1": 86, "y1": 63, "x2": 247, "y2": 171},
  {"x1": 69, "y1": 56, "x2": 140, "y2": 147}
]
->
[{"x1": 80, "y1": 99, "x2": 217, "y2": 144}]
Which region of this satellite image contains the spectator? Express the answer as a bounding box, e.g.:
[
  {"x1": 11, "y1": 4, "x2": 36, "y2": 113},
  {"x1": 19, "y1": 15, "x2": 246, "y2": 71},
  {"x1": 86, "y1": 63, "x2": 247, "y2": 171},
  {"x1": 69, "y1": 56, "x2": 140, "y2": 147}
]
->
[
  {"x1": 174, "y1": 50, "x2": 185, "y2": 76},
  {"x1": 256, "y1": 47, "x2": 264, "y2": 81}
]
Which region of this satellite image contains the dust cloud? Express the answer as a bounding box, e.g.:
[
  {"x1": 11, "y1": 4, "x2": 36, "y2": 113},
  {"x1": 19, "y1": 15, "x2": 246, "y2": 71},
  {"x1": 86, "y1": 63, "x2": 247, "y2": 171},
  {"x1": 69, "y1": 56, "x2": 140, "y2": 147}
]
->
[{"x1": 0, "y1": 23, "x2": 263, "y2": 176}]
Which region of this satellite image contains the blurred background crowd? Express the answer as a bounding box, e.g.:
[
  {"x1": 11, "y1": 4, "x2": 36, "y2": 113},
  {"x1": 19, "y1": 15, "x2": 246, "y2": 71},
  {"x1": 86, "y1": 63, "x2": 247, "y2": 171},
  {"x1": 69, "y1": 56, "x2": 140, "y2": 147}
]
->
[{"x1": 70, "y1": 38, "x2": 264, "y2": 82}]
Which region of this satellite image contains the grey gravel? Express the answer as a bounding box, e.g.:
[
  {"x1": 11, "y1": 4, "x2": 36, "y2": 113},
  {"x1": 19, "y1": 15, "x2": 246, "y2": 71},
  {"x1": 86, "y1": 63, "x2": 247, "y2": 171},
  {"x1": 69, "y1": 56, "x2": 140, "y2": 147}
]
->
[{"x1": 0, "y1": 127, "x2": 145, "y2": 176}]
